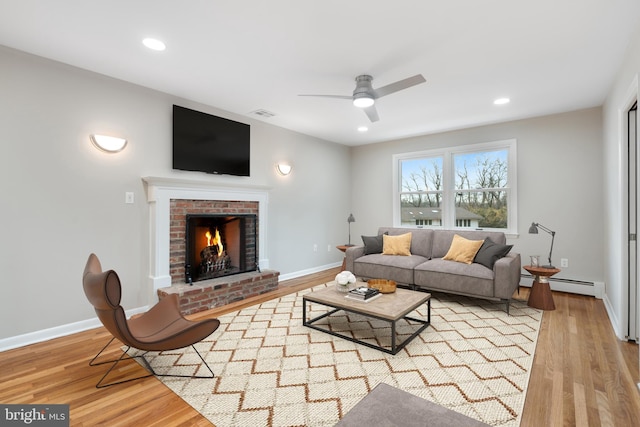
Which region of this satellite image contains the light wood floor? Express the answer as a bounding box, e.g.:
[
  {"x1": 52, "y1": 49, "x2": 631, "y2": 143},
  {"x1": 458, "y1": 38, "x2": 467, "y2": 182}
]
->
[{"x1": 1, "y1": 268, "x2": 639, "y2": 426}]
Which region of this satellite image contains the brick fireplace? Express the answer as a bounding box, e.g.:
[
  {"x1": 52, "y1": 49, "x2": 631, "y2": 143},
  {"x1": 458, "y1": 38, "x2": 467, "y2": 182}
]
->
[
  {"x1": 143, "y1": 177, "x2": 278, "y2": 314},
  {"x1": 169, "y1": 199, "x2": 258, "y2": 284}
]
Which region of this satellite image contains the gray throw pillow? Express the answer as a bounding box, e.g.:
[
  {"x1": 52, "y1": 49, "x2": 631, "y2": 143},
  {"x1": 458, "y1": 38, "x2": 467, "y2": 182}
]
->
[
  {"x1": 474, "y1": 238, "x2": 513, "y2": 269},
  {"x1": 362, "y1": 232, "x2": 388, "y2": 255}
]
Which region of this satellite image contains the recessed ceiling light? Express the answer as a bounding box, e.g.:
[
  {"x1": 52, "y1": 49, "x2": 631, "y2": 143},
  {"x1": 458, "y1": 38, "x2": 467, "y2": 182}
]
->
[
  {"x1": 494, "y1": 97, "x2": 510, "y2": 105},
  {"x1": 357, "y1": 126, "x2": 368, "y2": 132},
  {"x1": 143, "y1": 38, "x2": 166, "y2": 51}
]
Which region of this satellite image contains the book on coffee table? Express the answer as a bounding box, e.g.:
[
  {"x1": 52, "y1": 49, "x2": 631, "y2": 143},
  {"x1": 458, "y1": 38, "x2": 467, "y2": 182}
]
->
[
  {"x1": 345, "y1": 293, "x2": 382, "y2": 303},
  {"x1": 347, "y1": 286, "x2": 380, "y2": 300}
]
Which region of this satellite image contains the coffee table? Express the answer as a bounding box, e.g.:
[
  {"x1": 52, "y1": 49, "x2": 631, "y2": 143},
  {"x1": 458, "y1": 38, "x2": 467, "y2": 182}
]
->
[{"x1": 303, "y1": 282, "x2": 431, "y2": 355}]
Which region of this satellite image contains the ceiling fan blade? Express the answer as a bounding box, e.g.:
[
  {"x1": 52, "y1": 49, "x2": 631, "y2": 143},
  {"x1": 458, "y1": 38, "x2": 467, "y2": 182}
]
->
[
  {"x1": 298, "y1": 94, "x2": 352, "y2": 100},
  {"x1": 373, "y1": 74, "x2": 426, "y2": 98},
  {"x1": 364, "y1": 105, "x2": 379, "y2": 122}
]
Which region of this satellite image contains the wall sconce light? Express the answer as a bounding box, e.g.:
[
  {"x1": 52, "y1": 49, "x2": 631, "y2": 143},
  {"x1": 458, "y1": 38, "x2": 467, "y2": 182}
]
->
[
  {"x1": 90, "y1": 134, "x2": 127, "y2": 153},
  {"x1": 276, "y1": 163, "x2": 292, "y2": 176}
]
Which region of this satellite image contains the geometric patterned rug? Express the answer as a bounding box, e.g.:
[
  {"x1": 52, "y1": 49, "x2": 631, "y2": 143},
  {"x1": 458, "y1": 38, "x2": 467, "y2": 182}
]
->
[{"x1": 137, "y1": 283, "x2": 542, "y2": 427}]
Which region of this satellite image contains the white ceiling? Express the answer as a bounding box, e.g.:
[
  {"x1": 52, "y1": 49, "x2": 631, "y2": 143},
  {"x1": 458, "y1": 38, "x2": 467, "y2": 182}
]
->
[{"x1": 1, "y1": 1, "x2": 639, "y2": 146}]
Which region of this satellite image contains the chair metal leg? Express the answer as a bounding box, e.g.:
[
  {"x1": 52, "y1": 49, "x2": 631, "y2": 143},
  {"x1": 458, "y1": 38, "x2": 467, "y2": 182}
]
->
[
  {"x1": 151, "y1": 345, "x2": 215, "y2": 380},
  {"x1": 89, "y1": 338, "x2": 215, "y2": 388}
]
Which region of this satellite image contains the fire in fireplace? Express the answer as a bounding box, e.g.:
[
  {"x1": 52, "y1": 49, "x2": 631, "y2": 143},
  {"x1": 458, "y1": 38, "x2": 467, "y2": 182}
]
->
[{"x1": 185, "y1": 214, "x2": 257, "y2": 283}]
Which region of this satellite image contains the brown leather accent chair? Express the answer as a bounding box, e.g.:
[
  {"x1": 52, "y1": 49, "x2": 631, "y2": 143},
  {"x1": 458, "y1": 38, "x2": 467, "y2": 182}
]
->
[{"x1": 83, "y1": 253, "x2": 220, "y2": 388}]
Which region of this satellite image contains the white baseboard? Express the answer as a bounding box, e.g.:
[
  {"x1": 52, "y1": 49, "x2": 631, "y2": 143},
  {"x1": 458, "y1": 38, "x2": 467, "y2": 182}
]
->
[
  {"x1": 602, "y1": 292, "x2": 626, "y2": 340},
  {"x1": 277, "y1": 262, "x2": 341, "y2": 282},
  {"x1": 0, "y1": 306, "x2": 149, "y2": 353},
  {"x1": 520, "y1": 276, "x2": 604, "y2": 298}
]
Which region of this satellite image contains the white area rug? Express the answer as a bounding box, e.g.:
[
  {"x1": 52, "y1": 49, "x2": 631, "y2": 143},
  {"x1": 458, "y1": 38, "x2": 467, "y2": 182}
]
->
[{"x1": 138, "y1": 284, "x2": 542, "y2": 426}]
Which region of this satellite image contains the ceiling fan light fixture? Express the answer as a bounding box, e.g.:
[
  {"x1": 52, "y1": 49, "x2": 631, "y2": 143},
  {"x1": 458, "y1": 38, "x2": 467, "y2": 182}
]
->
[{"x1": 353, "y1": 95, "x2": 374, "y2": 108}]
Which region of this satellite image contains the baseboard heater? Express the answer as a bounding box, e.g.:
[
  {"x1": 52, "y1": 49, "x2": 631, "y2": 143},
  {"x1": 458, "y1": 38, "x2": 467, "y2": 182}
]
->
[{"x1": 520, "y1": 274, "x2": 604, "y2": 299}]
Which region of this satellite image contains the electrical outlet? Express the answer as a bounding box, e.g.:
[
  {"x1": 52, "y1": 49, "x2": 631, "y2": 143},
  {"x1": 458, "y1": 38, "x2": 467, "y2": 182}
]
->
[
  {"x1": 560, "y1": 258, "x2": 569, "y2": 268},
  {"x1": 328, "y1": 244, "x2": 331, "y2": 252},
  {"x1": 125, "y1": 192, "x2": 134, "y2": 204},
  {"x1": 313, "y1": 244, "x2": 318, "y2": 252}
]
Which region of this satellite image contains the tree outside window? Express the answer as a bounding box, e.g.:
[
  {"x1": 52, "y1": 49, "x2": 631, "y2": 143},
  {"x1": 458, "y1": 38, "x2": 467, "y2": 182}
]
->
[
  {"x1": 454, "y1": 149, "x2": 508, "y2": 229},
  {"x1": 394, "y1": 140, "x2": 516, "y2": 233}
]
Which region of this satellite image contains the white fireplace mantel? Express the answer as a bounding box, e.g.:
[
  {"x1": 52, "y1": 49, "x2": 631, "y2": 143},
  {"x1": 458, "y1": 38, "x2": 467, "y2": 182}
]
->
[{"x1": 142, "y1": 176, "x2": 270, "y2": 295}]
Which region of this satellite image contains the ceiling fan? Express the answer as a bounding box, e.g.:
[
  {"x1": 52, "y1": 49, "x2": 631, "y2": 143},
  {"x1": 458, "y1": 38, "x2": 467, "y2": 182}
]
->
[{"x1": 299, "y1": 74, "x2": 426, "y2": 122}]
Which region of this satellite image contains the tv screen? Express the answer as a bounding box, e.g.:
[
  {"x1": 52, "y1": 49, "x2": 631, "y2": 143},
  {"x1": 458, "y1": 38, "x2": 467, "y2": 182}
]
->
[{"x1": 172, "y1": 105, "x2": 250, "y2": 176}]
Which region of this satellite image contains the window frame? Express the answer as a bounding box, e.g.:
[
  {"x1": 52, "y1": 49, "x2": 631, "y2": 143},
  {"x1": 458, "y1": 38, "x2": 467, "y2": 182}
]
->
[{"x1": 392, "y1": 139, "x2": 518, "y2": 236}]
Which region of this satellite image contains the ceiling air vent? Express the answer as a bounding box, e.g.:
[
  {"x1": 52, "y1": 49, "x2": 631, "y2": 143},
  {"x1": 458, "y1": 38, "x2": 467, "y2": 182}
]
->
[{"x1": 249, "y1": 109, "x2": 276, "y2": 119}]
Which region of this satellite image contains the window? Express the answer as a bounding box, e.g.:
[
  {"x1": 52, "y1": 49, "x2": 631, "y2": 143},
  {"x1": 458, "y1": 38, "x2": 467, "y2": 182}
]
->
[
  {"x1": 456, "y1": 219, "x2": 471, "y2": 227},
  {"x1": 393, "y1": 139, "x2": 517, "y2": 234}
]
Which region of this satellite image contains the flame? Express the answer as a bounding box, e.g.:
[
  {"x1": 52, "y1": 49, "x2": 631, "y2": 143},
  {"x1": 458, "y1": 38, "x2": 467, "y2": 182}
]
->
[{"x1": 205, "y1": 228, "x2": 224, "y2": 256}]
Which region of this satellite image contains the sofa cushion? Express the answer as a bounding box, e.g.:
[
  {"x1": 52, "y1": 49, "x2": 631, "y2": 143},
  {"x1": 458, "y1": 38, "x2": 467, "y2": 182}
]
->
[
  {"x1": 353, "y1": 253, "x2": 429, "y2": 285},
  {"x1": 443, "y1": 234, "x2": 484, "y2": 264},
  {"x1": 414, "y1": 259, "x2": 494, "y2": 297},
  {"x1": 361, "y1": 232, "x2": 388, "y2": 255},
  {"x1": 474, "y1": 238, "x2": 513, "y2": 270},
  {"x1": 432, "y1": 230, "x2": 507, "y2": 259},
  {"x1": 378, "y1": 227, "x2": 434, "y2": 259},
  {"x1": 383, "y1": 233, "x2": 412, "y2": 256}
]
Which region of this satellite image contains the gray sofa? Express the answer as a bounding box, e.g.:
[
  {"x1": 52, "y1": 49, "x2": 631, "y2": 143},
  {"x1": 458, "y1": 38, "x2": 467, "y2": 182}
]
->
[{"x1": 345, "y1": 227, "x2": 521, "y2": 312}]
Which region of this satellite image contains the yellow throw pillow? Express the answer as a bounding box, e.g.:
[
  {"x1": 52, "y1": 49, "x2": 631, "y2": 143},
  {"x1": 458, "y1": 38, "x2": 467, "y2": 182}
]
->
[
  {"x1": 443, "y1": 234, "x2": 484, "y2": 264},
  {"x1": 382, "y1": 233, "x2": 412, "y2": 256}
]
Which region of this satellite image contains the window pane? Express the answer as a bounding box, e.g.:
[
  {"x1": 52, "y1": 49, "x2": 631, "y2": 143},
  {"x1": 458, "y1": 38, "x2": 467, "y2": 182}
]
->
[
  {"x1": 400, "y1": 157, "x2": 443, "y2": 192},
  {"x1": 400, "y1": 194, "x2": 441, "y2": 227},
  {"x1": 394, "y1": 139, "x2": 515, "y2": 232},
  {"x1": 455, "y1": 190, "x2": 508, "y2": 228},
  {"x1": 454, "y1": 149, "x2": 508, "y2": 190}
]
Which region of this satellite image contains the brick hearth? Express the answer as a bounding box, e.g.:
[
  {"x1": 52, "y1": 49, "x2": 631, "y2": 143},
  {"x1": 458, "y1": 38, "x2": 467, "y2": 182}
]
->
[{"x1": 158, "y1": 270, "x2": 280, "y2": 315}]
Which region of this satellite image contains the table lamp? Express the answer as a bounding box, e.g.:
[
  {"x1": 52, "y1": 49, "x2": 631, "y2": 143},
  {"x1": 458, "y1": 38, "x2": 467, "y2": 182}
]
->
[
  {"x1": 529, "y1": 222, "x2": 556, "y2": 268},
  {"x1": 347, "y1": 214, "x2": 356, "y2": 246}
]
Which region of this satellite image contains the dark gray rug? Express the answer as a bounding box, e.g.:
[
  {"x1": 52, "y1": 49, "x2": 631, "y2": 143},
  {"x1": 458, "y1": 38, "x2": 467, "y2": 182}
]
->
[{"x1": 336, "y1": 383, "x2": 490, "y2": 427}]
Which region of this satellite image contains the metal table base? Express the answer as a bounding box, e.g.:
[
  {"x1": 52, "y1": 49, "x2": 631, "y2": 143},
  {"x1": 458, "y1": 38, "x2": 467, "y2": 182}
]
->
[{"x1": 303, "y1": 297, "x2": 430, "y2": 355}]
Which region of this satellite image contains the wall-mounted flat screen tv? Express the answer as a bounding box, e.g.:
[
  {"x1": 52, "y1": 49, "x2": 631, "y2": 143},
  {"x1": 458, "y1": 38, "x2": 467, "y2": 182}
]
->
[{"x1": 172, "y1": 105, "x2": 250, "y2": 176}]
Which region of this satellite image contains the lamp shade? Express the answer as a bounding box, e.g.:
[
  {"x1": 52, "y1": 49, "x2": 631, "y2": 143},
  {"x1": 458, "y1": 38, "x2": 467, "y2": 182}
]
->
[
  {"x1": 90, "y1": 134, "x2": 127, "y2": 153},
  {"x1": 347, "y1": 213, "x2": 355, "y2": 223},
  {"x1": 528, "y1": 222, "x2": 538, "y2": 234},
  {"x1": 276, "y1": 163, "x2": 292, "y2": 176}
]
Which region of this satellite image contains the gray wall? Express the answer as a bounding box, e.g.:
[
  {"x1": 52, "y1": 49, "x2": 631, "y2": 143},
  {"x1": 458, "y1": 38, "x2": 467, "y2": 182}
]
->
[
  {"x1": 0, "y1": 46, "x2": 350, "y2": 341},
  {"x1": 349, "y1": 108, "x2": 604, "y2": 284},
  {"x1": 4, "y1": 29, "x2": 637, "y2": 346}
]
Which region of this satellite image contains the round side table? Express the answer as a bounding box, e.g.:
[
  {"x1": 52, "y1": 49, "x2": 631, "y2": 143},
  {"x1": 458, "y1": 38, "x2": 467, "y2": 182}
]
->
[
  {"x1": 523, "y1": 265, "x2": 561, "y2": 310},
  {"x1": 336, "y1": 245, "x2": 353, "y2": 271}
]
